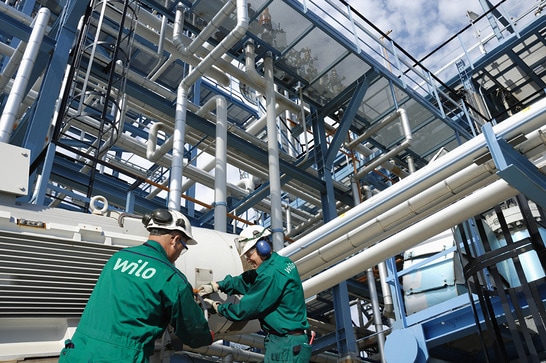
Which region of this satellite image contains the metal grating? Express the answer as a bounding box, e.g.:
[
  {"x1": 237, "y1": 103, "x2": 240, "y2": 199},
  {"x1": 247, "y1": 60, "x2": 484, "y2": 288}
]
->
[{"x1": 0, "y1": 231, "x2": 120, "y2": 318}]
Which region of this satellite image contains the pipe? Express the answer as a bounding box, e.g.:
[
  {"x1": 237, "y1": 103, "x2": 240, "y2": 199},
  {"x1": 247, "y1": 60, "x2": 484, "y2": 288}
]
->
[
  {"x1": 295, "y1": 115, "x2": 546, "y2": 278},
  {"x1": 243, "y1": 40, "x2": 301, "y2": 116},
  {"x1": 296, "y1": 166, "x2": 495, "y2": 279},
  {"x1": 302, "y1": 179, "x2": 518, "y2": 298},
  {"x1": 175, "y1": 1, "x2": 236, "y2": 56},
  {"x1": 350, "y1": 108, "x2": 413, "y2": 180},
  {"x1": 367, "y1": 268, "x2": 386, "y2": 363},
  {"x1": 168, "y1": 0, "x2": 248, "y2": 210},
  {"x1": 264, "y1": 53, "x2": 284, "y2": 250},
  {"x1": 215, "y1": 96, "x2": 228, "y2": 232},
  {"x1": 0, "y1": 7, "x2": 50, "y2": 143},
  {"x1": 280, "y1": 97, "x2": 546, "y2": 262},
  {"x1": 184, "y1": 341, "x2": 263, "y2": 362},
  {"x1": 99, "y1": 4, "x2": 230, "y2": 87}
]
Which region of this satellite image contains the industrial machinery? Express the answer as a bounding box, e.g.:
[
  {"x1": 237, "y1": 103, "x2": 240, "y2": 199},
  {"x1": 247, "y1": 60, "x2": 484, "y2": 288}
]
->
[{"x1": 0, "y1": 0, "x2": 546, "y2": 361}]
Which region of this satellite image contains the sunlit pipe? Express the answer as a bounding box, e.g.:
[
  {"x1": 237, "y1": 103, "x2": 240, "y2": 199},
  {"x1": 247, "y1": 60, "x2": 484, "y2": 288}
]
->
[
  {"x1": 302, "y1": 179, "x2": 518, "y2": 298},
  {"x1": 0, "y1": 7, "x2": 50, "y2": 143},
  {"x1": 280, "y1": 97, "x2": 546, "y2": 262},
  {"x1": 168, "y1": 0, "x2": 248, "y2": 210}
]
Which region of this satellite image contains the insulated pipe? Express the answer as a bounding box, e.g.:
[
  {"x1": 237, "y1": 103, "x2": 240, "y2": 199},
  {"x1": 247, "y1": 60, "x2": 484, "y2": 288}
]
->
[
  {"x1": 351, "y1": 108, "x2": 413, "y2": 180},
  {"x1": 146, "y1": 8, "x2": 168, "y2": 79},
  {"x1": 99, "y1": 4, "x2": 230, "y2": 86},
  {"x1": 280, "y1": 97, "x2": 546, "y2": 262},
  {"x1": 243, "y1": 40, "x2": 301, "y2": 115},
  {"x1": 0, "y1": 42, "x2": 15, "y2": 58},
  {"x1": 0, "y1": 1, "x2": 32, "y2": 25},
  {"x1": 302, "y1": 179, "x2": 519, "y2": 298},
  {"x1": 185, "y1": 341, "x2": 263, "y2": 362},
  {"x1": 168, "y1": 0, "x2": 248, "y2": 210},
  {"x1": 173, "y1": 1, "x2": 236, "y2": 57},
  {"x1": 264, "y1": 53, "x2": 284, "y2": 250},
  {"x1": 0, "y1": 7, "x2": 50, "y2": 143},
  {"x1": 225, "y1": 333, "x2": 340, "y2": 363},
  {"x1": 345, "y1": 109, "x2": 404, "y2": 149},
  {"x1": 214, "y1": 96, "x2": 228, "y2": 232},
  {"x1": 296, "y1": 167, "x2": 498, "y2": 278}
]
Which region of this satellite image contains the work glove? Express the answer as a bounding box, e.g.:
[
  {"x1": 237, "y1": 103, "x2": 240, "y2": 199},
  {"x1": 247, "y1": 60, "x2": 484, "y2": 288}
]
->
[
  {"x1": 197, "y1": 281, "x2": 219, "y2": 296},
  {"x1": 204, "y1": 298, "x2": 221, "y2": 315}
]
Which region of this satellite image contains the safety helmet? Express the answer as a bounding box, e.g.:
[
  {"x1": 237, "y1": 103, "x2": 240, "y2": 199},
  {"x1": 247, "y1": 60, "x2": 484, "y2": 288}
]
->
[
  {"x1": 142, "y1": 208, "x2": 197, "y2": 245},
  {"x1": 237, "y1": 225, "x2": 271, "y2": 256}
]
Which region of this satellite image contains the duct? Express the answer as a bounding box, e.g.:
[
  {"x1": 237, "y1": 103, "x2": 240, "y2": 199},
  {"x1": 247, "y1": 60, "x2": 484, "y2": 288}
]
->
[
  {"x1": 0, "y1": 7, "x2": 50, "y2": 143},
  {"x1": 302, "y1": 178, "x2": 520, "y2": 298},
  {"x1": 263, "y1": 53, "x2": 284, "y2": 250},
  {"x1": 348, "y1": 108, "x2": 413, "y2": 180},
  {"x1": 280, "y1": 97, "x2": 546, "y2": 262},
  {"x1": 168, "y1": 0, "x2": 248, "y2": 210}
]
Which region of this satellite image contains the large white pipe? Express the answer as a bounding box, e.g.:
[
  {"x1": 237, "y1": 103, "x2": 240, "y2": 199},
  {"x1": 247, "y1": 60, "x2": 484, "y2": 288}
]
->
[
  {"x1": 302, "y1": 179, "x2": 519, "y2": 297},
  {"x1": 168, "y1": 0, "x2": 248, "y2": 210},
  {"x1": 264, "y1": 54, "x2": 284, "y2": 250},
  {"x1": 296, "y1": 164, "x2": 498, "y2": 278},
  {"x1": 280, "y1": 97, "x2": 546, "y2": 262},
  {"x1": 0, "y1": 7, "x2": 50, "y2": 143},
  {"x1": 215, "y1": 96, "x2": 228, "y2": 232},
  {"x1": 297, "y1": 117, "x2": 546, "y2": 279}
]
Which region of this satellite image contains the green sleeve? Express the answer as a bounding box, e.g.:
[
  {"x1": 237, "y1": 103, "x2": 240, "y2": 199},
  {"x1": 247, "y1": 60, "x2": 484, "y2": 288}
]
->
[
  {"x1": 218, "y1": 270, "x2": 257, "y2": 295},
  {"x1": 169, "y1": 276, "x2": 212, "y2": 348},
  {"x1": 218, "y1": 270, "x2": 283, "y2": 321}
]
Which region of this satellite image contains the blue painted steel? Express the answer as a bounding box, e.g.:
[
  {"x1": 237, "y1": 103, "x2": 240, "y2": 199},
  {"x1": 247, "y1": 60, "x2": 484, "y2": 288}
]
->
[
  {"x1": 482, "y1": 122, "x2": 546, "y2": 209},
  {"x1": 332, "y1": 281, "x2": 358, "y2": 355},
  {"x1": 325, "y1": 74, "x2": 369, "y2": 167}
]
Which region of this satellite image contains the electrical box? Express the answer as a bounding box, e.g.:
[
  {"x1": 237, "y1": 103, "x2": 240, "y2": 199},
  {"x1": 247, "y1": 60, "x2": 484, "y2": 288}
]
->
[{"x1": 0, "y1": 143, "x2": 30, "y2": 196}]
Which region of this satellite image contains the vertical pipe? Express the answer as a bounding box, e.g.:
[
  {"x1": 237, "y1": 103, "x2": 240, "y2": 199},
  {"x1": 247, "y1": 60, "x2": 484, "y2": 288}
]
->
[
  {"x1": 169, "y1": 84, "x2": 189, "y2": 210},
  {"x1": 367, "y1": 268, "x2": 386, "y2": 363},
  {"x1": 0, "y1": 7, "x2": 50, "y2": 143},
  {"x1": 264, "y1": 53, "x2": 283, "y2": 250},
  {"x1": 214, "y1": 96, "x2": 228, "y2": 232}
]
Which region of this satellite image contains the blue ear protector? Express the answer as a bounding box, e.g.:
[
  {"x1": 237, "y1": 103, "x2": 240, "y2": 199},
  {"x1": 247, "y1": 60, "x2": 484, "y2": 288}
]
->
[{"x1": 255, "y1": 238, "x2": 271, "y2": 256}]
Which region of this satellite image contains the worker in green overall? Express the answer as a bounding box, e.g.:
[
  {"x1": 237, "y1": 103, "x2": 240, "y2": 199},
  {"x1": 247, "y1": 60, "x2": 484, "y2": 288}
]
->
[
  {"x1": 58, "y1": 208, "x2": 213, "y2": 362},
  {"x1": 198, "y1": 225, "x2": 311, "y2": 362}
]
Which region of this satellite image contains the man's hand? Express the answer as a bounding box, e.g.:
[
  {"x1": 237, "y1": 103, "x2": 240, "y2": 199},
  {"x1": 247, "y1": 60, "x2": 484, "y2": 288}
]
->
[
  {"x1": 204, "y1": 298, "x2": 221, "y2": 314},
  {"x1": 197, "y1": 281, "x2": 219, "y2": 296}
]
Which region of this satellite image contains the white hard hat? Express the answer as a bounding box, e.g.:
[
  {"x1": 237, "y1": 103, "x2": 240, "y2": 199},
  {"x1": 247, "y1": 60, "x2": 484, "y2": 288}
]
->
[
  {"x1": 142, "y1": 209, "x2": 197, "y2": 245},
  {"x1": 236, "y1": 225, "x2": 271, "y2": 256}
]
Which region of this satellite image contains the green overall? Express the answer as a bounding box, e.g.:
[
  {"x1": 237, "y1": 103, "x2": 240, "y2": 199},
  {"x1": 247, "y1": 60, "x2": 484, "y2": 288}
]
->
[
  {"x1": 58, "y1": 240, "x2": 211, "y2": 363},
  {"x1": 217, "y1": 252, "x2": 311, "y2": 362}
]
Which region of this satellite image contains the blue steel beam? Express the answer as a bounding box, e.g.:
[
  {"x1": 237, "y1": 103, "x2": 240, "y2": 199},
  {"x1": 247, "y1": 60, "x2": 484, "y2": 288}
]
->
[
  {"x1": 324, "y1": 73, "x2": 371, "y2": 167},
  {"x1": 482, "y1": 122, "x2": 546, "y2": 210}
]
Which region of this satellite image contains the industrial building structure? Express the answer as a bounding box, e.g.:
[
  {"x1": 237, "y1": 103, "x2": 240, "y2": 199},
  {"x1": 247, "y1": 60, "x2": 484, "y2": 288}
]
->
[{"x1": 0, "y1": 0, "x2": 545, "y2": 362}]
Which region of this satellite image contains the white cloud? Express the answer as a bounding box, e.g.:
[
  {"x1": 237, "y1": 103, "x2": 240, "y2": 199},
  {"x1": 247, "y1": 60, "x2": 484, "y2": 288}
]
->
[{"x1": 347, "y1": 0, "x2": 496, "y2": 58}]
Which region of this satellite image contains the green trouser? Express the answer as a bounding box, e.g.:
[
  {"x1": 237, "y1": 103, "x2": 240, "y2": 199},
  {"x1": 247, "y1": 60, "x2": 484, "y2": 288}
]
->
[
  {"x1": 58, "y1": 329, "x2": 149, "y2": 363},
  {"x1": 264, "y1": 334, "x2": 312, "y2": 363}
]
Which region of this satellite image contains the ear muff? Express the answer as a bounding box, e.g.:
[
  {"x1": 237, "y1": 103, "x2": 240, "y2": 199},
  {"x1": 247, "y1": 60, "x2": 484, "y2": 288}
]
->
[{"x1": 255, "y1": 239, "x2": 271, "y2": 256}]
